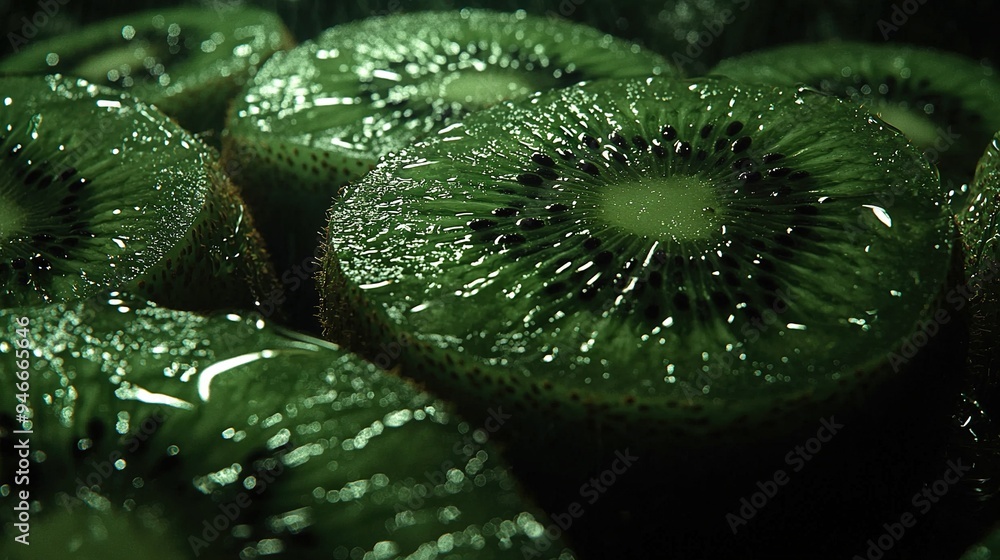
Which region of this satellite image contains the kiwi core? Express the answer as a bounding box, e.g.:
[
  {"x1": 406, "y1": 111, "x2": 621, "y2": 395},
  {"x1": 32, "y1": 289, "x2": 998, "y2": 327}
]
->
[
  {"x1": 437, "y1": 70, "x2": 538, "y2": 107},
  {"x1": 599, "y1": 175, "x2": 721, "y2": 240},
  {"x1": 871, "y1": 103, "x2": 940, "y2": 150}
]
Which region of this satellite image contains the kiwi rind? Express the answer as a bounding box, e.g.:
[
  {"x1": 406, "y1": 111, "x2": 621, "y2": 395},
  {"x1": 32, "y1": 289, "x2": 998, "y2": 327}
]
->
[
  {"x1": 710, "y1": 41, "x2": 1000, "y2": 200},
  {"x1": 0, "y1": 6, "x2": 295, "y2": 136},
  {"x1": 0, "y1": 294, "x2": 578, "y2": 559},
  {"x1": 319, "y1": 76, "x2": 956, "y2": 452},
  {"x1": 0, "y1": 74, "x2": 278, "y2": 313}
]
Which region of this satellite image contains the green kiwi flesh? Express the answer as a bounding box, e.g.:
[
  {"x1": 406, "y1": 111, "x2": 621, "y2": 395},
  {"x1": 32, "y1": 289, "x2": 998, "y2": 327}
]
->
[
  {"x1": 0, "y1": 294, "x2": 577, "y2": 559},
  {"x1": 0, "y1": 7, "x2": 294, "y2": 136},
  {"x1": 319, "y1": 76, "x2": 953, "y2": 450},
  {"x1": 223, "y1": 9, "x2": 674, "y2": 197},
  {"x1": 223, "y1": 9, "x2": 672, "y2": 332},
  {"x1": 0, "y1": 75, "x2": 278, "y2": 312},
  {"x1": 711, "y1": 42, "x2": 1000, "y2": 201},
  {"x1": 962, "y1": 521, "x2": 1000, "y2": 560},
  {"x1": 960, "y1": 132, "x2": 1000, "y2": 414}
]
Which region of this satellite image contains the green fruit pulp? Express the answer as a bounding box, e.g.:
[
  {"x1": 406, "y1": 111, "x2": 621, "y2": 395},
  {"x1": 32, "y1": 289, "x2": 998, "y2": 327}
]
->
[
  {"x1": 0, "y1": 75, "x2": 277, "y2": 312},
  {"x1": 0, "y1": 7, "x2": 294, "y2": 134},
  {"x1": 711, "y1": 41, "x2": 1000, "y2": 200},
  {"x1": 0, "y1": 294, "x2": 577, "y2": 559}
]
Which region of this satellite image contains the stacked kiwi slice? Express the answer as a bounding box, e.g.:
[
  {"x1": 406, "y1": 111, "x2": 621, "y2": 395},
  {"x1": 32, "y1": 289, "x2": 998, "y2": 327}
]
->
[
  {"x1": 0, "y1": 74, "x2": 277, "y2": 312},
  {"x1": 711, "y1": 42, "x2": 1000, "y2": 201},
  {"x1": 319, "y1": 75, "x2": 956, "y2": 451},
  {"x1": 0, "y1": 294, "x2": 577, "y2": 559},
  {"x1": 960, "y1": 133, "x2": 1000, "y2": 414},
  {"x1": 223, "y1": 9, "x2": 673, "y2": 331},
  {"x1": 225, "y1": 10, "x2": 673, "y2": 194},
  {"x1": 0, "y1": 6, "x2": 295, "y2": 136}
]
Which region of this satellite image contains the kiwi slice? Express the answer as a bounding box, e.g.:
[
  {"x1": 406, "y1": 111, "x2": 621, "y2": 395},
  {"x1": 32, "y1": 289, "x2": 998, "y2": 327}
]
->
[
  {"x1": 223, "y1": 9, "x2": 672, "y2": 332},
  {"x1": 225, "y1": 9, "x2": 673, "y2": 191},
  {"x1": 0, "y1": 75, "x2": 278, "y2": 312},
  {"x1": 319, "y1": 76, "x2": 955, "y2": 454},
  {"x1": 0, "y1": 294, "x2": 578, "y2": 559},
  {"x1": 960, "y1": 133, "x2": 1000, "y2": 414},
  {"x1": 0, "y1": 6, "x2": 294, "y2": 136},
  {"x1": 711, "y1": 42, "x2": 1000, "y2": 200}
]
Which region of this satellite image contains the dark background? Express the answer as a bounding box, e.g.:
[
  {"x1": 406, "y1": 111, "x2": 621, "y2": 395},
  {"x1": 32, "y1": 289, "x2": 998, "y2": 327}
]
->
[{"x1": 1, "y1": 0, "x2": 998, "y2": 68}]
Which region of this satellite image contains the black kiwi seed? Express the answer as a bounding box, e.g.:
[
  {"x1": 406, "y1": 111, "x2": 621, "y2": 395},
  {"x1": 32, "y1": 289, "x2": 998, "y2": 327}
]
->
[
  {"x1": 713, "y1": 42, "x2": 1000, "y2": 201},
  {"x1": 578, "y1": 161, "x2": 601, "y2": 176},
  {"x1": 532, "y1": 153, "x2": 556, "y2": 167},
  {"x1": 517, "y1": 173, "x2": 545, "y2": 187},
  {"x1": 0, "y1": 7, "x2": 293, "y2": 136}
]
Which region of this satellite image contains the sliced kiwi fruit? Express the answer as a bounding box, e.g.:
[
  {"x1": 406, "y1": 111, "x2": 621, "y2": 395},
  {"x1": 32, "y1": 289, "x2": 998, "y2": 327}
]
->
[
  {"x1": 225, "y1": 9, "x2": 673, "y2": 192},
  {"x1": 0, "y1": 6, "x2": 294, "y2": 136},
  {"x1": 320, "y1": 75, "x2": 955, "y2": 450},
  {"x1": 711, "y1": 42, "x2": 1000, "y2": 201},
  {"x1": 223, "y1": 9, "x2": 673, "y2": 332},
  {"x1": 960, "y1": 133, "x2": 1000, "y2": 415},
  {"x1": 0, "y1": 294, "x2": 578, "y2": 559},
  {"x1": 0, "y1": 74, "x2": 278, "y2": 313},
  {"x1": 317, "y1": 74, "x2": 977, "y2": 558}
]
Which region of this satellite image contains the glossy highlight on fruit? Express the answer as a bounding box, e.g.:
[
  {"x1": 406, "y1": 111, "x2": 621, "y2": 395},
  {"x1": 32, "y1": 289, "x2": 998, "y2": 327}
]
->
[
  {"x1": 712, "y1": 41, "x2": 1000, "y2": 199},
  {"x1": 0, "y1": 75, "x2": 278, "y2": 312},
  {"x1": 223, "y1": 9, "x2": 674, "y2": 194},
  {"x1": 0, "y1": 6, "x2": 294, "y2": 135},
  {"x1": 0, "y1": 294, "x2": 577, "y2": 559}
]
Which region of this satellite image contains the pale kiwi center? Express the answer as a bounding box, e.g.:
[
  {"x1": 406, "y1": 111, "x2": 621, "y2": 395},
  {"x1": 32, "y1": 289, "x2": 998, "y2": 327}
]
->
[
  {"x1": 437, "y1": 70, "x2": 536, "y2": 106},
  {"x1": 599, "y1": 176, "x2": 721, "y2": 240},
  {"x1": 872, "y1": 103, "x2": 941, "y2": 150}
]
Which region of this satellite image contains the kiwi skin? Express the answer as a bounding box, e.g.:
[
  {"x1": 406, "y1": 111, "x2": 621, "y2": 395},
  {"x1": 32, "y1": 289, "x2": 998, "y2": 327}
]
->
[{"x1": 128, "y1": 159, "x2": 282, "y2": 315}]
